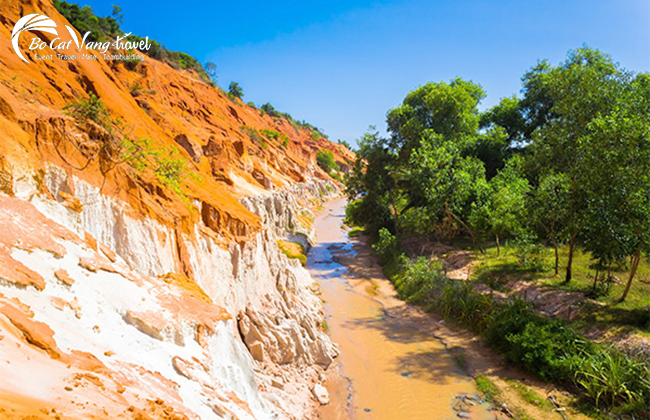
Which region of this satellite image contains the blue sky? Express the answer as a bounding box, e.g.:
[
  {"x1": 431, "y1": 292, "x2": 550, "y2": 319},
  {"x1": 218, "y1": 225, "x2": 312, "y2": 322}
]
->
[{"x1": 82, "y1": 0, "x2": 649, "y2": 146}]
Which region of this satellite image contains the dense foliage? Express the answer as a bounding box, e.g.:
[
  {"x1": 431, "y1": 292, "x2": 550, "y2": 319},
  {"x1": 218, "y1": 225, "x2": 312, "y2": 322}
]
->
[{"x1": 346, "y1": 47, "x2": 650, "y2": 301}]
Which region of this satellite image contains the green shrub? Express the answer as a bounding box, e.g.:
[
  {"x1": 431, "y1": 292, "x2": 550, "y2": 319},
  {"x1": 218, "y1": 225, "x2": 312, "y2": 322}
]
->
[
  {"x1": 338, "y1": 139, "x2": 351, "y2": 150},
  {"x1": 504, "y1": 319, "x2": 587, "y2": 381},
  {"x1": 441, "y1": 282, "x2": 493, "y2": 330},
  {"x1": 574, "y1": 347, "x2": 650, "y2": 410},
  {"x1": 483, "y1": 298, "x2": 538, "y2": 350},
  {"x1": 260, "y1": 129, "x2": 281, "y2": 140},
  {"x1": 64, "y1": 92, "x2": 111, "y2": 128},
  {"x1": 372, "y1": 228, "x2": 402, "y2": 265},
  {"x1": 316, "y1": 150, "x2": 339, "y2": 173},
  {"x1": 514, "y1": 234, "x2": 548, "y2": 270},
  {"x1": 123, "y1": 54, "x2": 141, "y2": 71},
  {"x1": 331, "y1": 172, "x2": 344, "y2": 183},
  {"x1": 348, "y1": 226, "x2": 363, "y2": 237},
  {"x1": 261, "y1": 103, "x2": 277, "y2": 116},
  {"x1": 344, "y1": 199, "x2": 364, "y2": 226},
  {"x1": 121, "y1": 137, "x2": 189, "y2": 197},
  {"x1": 396, "y1": 257, "x2": 444, "y2": 303}
]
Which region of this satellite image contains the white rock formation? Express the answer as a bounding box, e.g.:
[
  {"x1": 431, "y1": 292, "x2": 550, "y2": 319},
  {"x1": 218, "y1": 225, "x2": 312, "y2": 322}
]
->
[{"x1": 0, "y1": 164, "x2": 339, "y2": 419}]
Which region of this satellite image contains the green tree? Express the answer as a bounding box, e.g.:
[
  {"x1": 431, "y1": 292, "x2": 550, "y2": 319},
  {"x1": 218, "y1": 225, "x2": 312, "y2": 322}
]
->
[
  {"x1": 386, "y1": 78, "x2": 485, "y2": 162},
  {"x1": 338, "y1": 139, "x2": 352, "y2": 150},
  {"x1": 480, "y1": 95, "x2": 526, "y2": 145},
  {"x1": 228, "y1": 82, "x2": 243, "y2": 99},
  {"x1": 529, "y1": 172, "x2": 571, "y2": 275},
  {"x1": 470, "y1": 126, "x2": 509, "y2": 180},
  {"x1": 345, "y1": 127, "x2": 400, "y2": 235},
  {"x1": 205, "y1": 62, "x2": 218, "y2": 84},
  {"x1": 408, "y1": 132, "x2": 486, "y2": 244},
  {"x1": 261, "y1": 103, "x2": 277, "y2": 116},
  {"x1": 470, "y1": 156, "x2": 530, "y2": 255},
  {"x1": 578, "y1": 72, "x2": 650, "y2": 300},
  {"x1": 111, "y1": 5, "x2": 123, "y2": 25},
  {"x1": 520, "y1": 60, "x2": 555, "y2": 140},
  {"x1": 380, "y1": 78, "x2": 489, "y2": 243},
  {"x1": 525, "y1": 47, "x2": 625, "y2": 283}
]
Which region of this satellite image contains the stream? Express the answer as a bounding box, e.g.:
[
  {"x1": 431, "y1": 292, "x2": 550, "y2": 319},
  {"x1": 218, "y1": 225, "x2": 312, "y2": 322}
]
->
[{"x1": 308, "y1": 198, "x2": 494, "y2": 420}]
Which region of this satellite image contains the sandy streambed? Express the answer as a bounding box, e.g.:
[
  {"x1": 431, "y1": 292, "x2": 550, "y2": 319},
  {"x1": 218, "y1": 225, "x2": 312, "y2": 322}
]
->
[{"x1": 308, "y1": 198, "x2": 494, "y2": 420}]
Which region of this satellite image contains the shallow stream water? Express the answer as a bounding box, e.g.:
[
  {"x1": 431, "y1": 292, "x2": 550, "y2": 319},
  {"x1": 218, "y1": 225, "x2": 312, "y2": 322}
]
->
[{"x1": 308, "y1": 198, "x2": 494, "y2": 420}]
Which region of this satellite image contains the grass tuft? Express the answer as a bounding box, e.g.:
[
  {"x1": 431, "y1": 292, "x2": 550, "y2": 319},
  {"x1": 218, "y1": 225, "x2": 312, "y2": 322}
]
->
[{"x1": 277, "y1": 240, "x2": 307, "y2": 266}]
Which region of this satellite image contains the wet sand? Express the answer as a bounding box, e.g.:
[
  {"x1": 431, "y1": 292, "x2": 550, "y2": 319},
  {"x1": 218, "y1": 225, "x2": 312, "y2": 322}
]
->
[{"x1": 308, "y1": 198, "x2": 493, "y2": 420}]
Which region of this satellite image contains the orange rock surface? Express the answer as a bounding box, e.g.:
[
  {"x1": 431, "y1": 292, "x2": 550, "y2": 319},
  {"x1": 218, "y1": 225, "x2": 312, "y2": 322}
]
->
[
  {"x1": 0, "y1": 0, "x2": 353, "y2": 242},
  {"x1": 0, "y1": 0, "x2": 351, "y2": 417}
]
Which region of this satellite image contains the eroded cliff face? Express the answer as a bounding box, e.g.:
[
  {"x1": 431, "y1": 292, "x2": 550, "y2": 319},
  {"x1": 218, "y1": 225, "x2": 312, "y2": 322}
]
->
[
  {"x1": 0, "y1": 0, "x2": 349, "y2": 418},
  {"x1": 0, "y1": 166, "x2": 340, "y2": 419}
]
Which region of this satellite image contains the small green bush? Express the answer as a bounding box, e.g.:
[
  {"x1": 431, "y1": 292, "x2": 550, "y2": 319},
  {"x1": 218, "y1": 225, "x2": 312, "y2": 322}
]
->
[
  {"x1": 504, "y1": 320, "x2": 586, "y2": 381},
  {"x1": 122, "y1": 137, "x2": 189, "y2": 197},
  {"x1": 372, "y1": 228, "x2": 402, "y2": 265},
  {"x1": 316, "y1": 150, "x2": 339, "y2": 173},
  {"x1": 260, "y1": 129, "x2": 281, "y2": 140},
  {"x1": 514, "y1": 234, "x2": 548, "y2": 270},
  {"x1": 331, "y1": 172, "x2": 344, "y2": 183},
  {"x1": 277, "y1": 240, "x2": 307, "y2": 266},
  {"x1": 396, "y1": 257, "x2": 444, "y2": 303},
  {"x1": 64, "y1": 92, "x2": 111, "y2": 128}
]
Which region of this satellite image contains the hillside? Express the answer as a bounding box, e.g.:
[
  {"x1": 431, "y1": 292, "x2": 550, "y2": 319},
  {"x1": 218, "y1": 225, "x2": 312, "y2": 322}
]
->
[
  {"x1": 0, "y1": 0, "x2": 353, "y2": 239},
  {"x1": 0, "y1": 0, "x2": 353, "y2": 418}
]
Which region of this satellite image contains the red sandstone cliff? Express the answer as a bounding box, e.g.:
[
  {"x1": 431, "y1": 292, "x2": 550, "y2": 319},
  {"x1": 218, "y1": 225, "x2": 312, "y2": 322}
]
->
[{"x1": 0, "y1": 1, "x2": 351, "y2": 418}]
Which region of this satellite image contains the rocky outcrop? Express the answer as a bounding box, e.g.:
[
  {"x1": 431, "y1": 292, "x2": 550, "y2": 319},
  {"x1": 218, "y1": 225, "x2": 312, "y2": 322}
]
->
[
  {"x1": 236, "y1": 180, "x2": 338, "y2": 369},
  {"x1": 0, "y1": 163, "x2": 338, "y2": 419},
  {"x1": 0, "y1": 0, "x2": 350, "y2": 416}
]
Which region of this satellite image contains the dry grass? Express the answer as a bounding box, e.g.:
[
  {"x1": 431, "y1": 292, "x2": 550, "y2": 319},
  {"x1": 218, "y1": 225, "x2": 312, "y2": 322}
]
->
[{"x1": 277, "y1": 240, "x2": 307, "y2": 266}]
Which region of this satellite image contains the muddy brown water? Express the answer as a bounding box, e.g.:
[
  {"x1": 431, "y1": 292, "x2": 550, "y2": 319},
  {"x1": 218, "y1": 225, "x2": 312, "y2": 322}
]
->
[{"x1": 308, "y1": 198, "x2": 494, "y2": 420}]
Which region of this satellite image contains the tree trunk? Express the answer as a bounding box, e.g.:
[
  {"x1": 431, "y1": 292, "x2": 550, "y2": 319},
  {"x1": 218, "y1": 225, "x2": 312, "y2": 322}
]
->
[
  {"x1": 592, "y1": 268, "x2": 599, "y2": 290},
  {"x1": 620, "y1": 249, "x2": 641, "y2": 302},
  {"x1": 607, "y1": 262, "x2": 612, "y2": 282},
  {"x1": 551, "y1": 237, "x2": 559, "y2": 276},
  {"x1": 388, "y1": 188, "x2": 401, "y2": 236},
  {"x1": 564, "y1": 234, "x2": 576, "y2": 283},
  {"x1": 496, "y1": 234, "x2": 500, "y2": 256}
]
